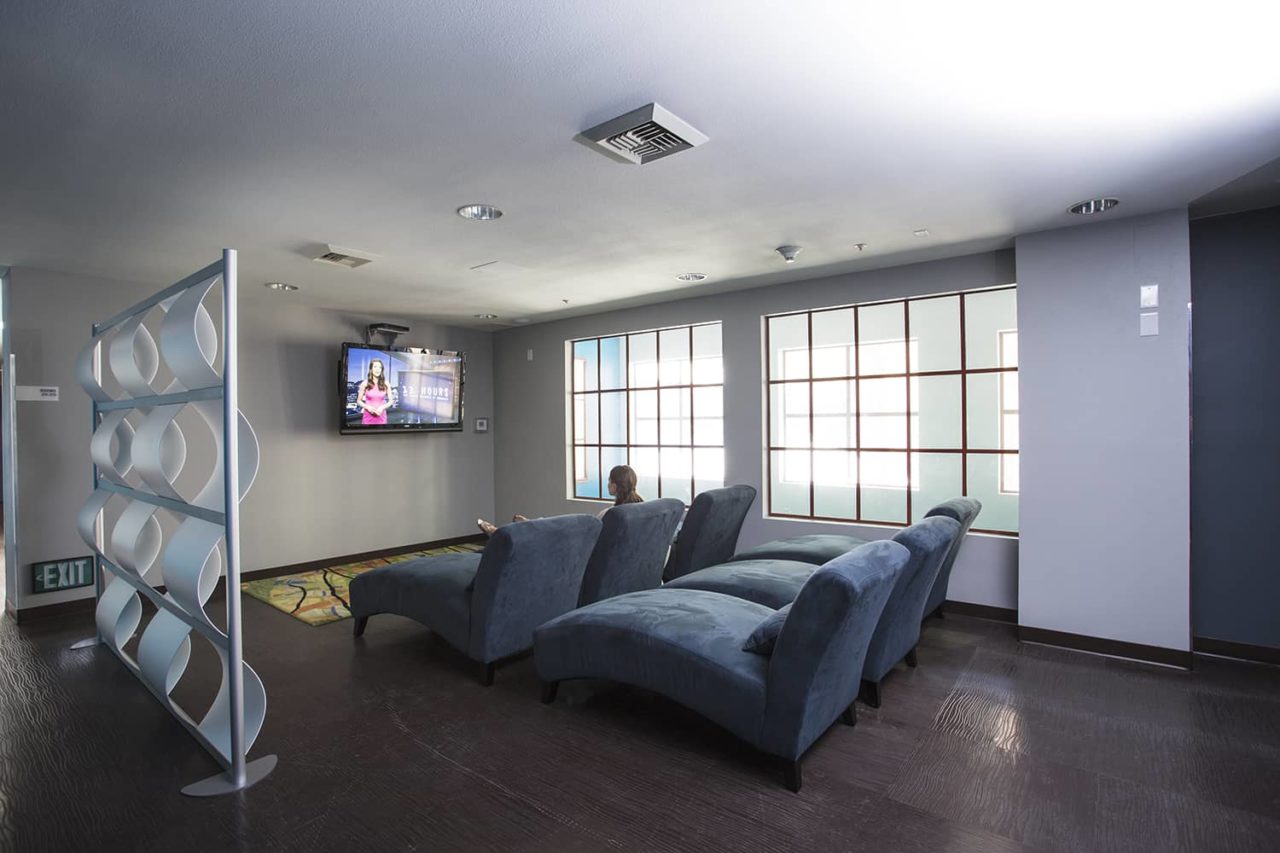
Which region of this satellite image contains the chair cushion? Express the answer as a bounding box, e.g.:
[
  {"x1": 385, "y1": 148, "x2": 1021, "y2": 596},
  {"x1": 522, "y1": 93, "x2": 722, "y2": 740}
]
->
[
  {"x1": 534, "y1": 588, "x2": 771, "y2": 746},
  {"x1": 729, "y1": 534, "x2": 867, "y2": 566},
  {"x1": 742, "y1": 603, "x2": 792, "y2": 655},
  {"x1": 663, "y1": 559, "x2": 818, "y2": 609},
  {"x1": 348, "y1": 552, "x2": 482, "y2": 653}
]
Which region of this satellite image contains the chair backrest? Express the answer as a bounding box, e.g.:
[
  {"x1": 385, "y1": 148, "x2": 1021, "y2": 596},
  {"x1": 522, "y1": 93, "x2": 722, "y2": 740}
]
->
[
  {"x1": 922, "y1": 497, "x2": 983, "y2": 616},
  {"x1": 761, "y1": 540, "x2": 909, "y2": 759},
  {"x1": 862, "y1": 516, "x2": 961, "y2": 683},
  {"x1": 662, "y1": 485, "x2": 757, "y2": 580},
  {"x1": 579, "y1": 499, "x2": 685, "y2": 606},
  {"x1": 469, "y1": 514, "x2": 602, "y2": 662}
]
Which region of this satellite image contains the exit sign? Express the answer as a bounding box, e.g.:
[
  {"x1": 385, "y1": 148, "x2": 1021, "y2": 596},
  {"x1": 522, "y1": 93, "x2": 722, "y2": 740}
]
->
[{"x1": 31, "y1": 556, "x2": 95, "y2": 594}]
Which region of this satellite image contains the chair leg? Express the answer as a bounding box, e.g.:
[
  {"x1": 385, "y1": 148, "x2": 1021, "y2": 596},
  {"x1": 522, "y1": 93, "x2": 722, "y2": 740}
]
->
[
  {"x1": 479, "y1": 662, "x2": 495, "y2": 687},
  {"x1": 841, "y1": 703, "x2": 858, "y2": 727},
  {"x1": 353, "y1": 616, "x2": 368, "y2": 637},
  {"x1": 860, "y1": 679, "x2": 882, "y2": 708},
  {"x1": 905, "y1": 646, "x2": 918, "y2": 668},
  {"x1": 541, "y1": 681, "x2": 559, "y2": 705},
  {"x1": 781, "y1": 758, "x2": 803, "y2": 793},
  {"x1": 936, "y1": 603, "x2": 945, "y2": 619}
]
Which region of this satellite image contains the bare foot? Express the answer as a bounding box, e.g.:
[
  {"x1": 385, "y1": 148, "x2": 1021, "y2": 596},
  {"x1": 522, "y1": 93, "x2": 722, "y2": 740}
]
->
[
  {"x1": 512, "y1": 514, "x2": 529, "y2": 523},
  {"x1": 476, "y1": 518, "x2": 498, "y2": 536}
]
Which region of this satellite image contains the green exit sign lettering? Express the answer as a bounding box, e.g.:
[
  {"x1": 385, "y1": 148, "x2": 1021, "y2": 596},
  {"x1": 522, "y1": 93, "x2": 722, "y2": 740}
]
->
[{"x1": 31, "y1": 556, "x2": 95, "y2": 594}]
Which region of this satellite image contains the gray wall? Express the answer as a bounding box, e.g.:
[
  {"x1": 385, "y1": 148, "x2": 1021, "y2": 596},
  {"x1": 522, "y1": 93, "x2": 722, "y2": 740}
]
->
[
  {"x1": 493, "y1": 250, "x2": 1021, "y2": 610},
  {"x1": 1016, "y1": 210, "x2": 1191, "y2": 651},
  {"x1": 1189, "y1": 205, "x2": 1280, "y2": 650},
  {"x1": 4, "y1": 265, "x2": 495, "y2": 611}
]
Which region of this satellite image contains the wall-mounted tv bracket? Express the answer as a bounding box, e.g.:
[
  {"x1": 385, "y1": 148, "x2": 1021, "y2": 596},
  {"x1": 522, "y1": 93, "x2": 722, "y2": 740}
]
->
[{"x1": 365, "y1": 322, "x2": 410, "y2": 348}]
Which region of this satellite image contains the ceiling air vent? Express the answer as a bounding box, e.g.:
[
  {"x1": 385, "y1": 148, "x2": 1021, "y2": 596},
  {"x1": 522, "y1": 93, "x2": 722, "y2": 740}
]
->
[
  {"x1": 313, "y1": 244, "x2": 379, "y2": 269},
  {"x1": 580, "y1": 103, "x2": 708, "y2": 165}
]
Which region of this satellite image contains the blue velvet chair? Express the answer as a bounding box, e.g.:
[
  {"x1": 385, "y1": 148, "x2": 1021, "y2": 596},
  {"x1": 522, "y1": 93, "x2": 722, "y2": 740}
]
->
[
  {"x1": 662, "y1": 484, "x2": 757, "y2": 581},
  {"x1": 920, "y1": 497, "x2": 982, "y2": 620},
  {"x1": 859, "y1": 515, "x2": 959, "y2": 707},
  {"x1": 350, "y1": 514, "x2": 602, "y2": 685},
  {"x1": 534, "y1": 540, "x2": 910, "y2": 791},
  {"x1": 578, "y1": 498, "x2": 685, "y2": 606}
]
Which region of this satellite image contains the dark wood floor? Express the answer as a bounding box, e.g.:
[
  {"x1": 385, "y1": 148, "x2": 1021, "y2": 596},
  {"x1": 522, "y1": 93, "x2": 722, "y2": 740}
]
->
[{"x1": 3, "y1": 597, "x2": 1279, "y2": 853}]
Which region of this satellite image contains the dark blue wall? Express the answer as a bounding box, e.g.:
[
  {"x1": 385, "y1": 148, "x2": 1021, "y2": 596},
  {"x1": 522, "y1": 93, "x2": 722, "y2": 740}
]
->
[{"x1": 1190, "y1": 206, "x2": 1280, "y2": 651}]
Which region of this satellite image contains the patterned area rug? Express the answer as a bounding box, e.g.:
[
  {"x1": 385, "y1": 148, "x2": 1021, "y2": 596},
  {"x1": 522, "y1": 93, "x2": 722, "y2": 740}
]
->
[{"x1": 242, "y1": 542, "x2": 485, "y2": 626}]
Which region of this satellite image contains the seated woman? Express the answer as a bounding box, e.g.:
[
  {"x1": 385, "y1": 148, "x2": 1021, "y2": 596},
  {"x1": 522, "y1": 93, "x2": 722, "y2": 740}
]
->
[{"x1": 477, "y1": 464, "x2": 643, "y2": 535}]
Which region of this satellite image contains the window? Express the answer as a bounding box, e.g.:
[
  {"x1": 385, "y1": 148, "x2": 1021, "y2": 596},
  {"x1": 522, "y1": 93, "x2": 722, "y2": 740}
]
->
[
  {"x1": 766, "y1": 287, "x2": 1018, "y2": 534},
  {"x1": 570, "y1": 323, "x2": 724, "y2": 504}
]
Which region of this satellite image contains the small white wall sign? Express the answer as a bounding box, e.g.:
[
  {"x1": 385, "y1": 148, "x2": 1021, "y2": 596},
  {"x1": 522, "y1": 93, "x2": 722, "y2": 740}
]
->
[{"x1": 16, "y1": 385, "x2": 60, "y2": 401}]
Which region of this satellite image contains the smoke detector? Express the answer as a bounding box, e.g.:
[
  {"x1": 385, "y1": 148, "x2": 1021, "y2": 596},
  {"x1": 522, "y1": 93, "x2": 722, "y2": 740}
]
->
[
  {"x1": 580, "y1": 103, "x2": 709, "y2": 165},
  {"x1": 313, "y1": 244, "x2": 379, "y2": 269},
  {"x1": 775, "y1": 245, "x2": 803, "y2": 264}
]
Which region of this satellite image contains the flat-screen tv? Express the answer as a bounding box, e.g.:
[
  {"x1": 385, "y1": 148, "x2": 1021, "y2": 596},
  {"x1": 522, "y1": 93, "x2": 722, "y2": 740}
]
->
[{"x1": 340, "y1": 343, "x2": 464, "y2": 434}]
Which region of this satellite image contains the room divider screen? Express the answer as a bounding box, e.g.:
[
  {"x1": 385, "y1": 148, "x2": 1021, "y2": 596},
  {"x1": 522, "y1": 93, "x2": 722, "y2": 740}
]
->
[{"x1": 72, "y1": 249, "x2": 276, "y2": 796}]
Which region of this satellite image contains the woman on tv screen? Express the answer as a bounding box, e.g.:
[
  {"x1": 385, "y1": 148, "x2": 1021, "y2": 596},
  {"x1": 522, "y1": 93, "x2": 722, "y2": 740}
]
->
[{"x1": 357, "y1": 358, "x2": 391, "y2": 425}]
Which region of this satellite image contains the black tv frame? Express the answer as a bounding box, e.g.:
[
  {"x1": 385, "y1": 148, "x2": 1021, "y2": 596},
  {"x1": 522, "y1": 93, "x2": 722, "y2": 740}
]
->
[{"x1": 338, "y1": 342, "x2": 465, "y2": 435}]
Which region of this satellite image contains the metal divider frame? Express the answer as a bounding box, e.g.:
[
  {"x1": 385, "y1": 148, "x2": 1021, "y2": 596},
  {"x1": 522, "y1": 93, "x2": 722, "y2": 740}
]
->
[{"x1": 72, "y1": 249, "x2": 276, "y2": 796}]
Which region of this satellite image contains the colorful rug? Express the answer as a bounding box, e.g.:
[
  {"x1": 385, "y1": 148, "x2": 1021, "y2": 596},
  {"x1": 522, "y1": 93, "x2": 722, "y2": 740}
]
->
[{"x1": 242, "y1": 542, "x2": 485, "y2": 626}]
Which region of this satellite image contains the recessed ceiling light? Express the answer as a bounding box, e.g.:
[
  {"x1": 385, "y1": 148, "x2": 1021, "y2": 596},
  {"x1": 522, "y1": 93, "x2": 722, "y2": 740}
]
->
[
  {"x1": 1068, "y1": 198, "x2": 1120, "y2": 215},
  {"x1": 676, "y1": 272, "x2": 708, "y2": 282},
  {"x1": 775, "y1": 245, "x2": 802, "y2": 264},
  {"x1": 264, "y1": 282, "x2": 297, "y2": 292},
  {"x1": 474, "y1": 313, "x2": 499, "y2": 320},
  {"x1": 457, "y1": 204, "x2": 503, "y2": 221},
  {"x1": 913, "y1": 229, "x2": 930, "y2": 238}
]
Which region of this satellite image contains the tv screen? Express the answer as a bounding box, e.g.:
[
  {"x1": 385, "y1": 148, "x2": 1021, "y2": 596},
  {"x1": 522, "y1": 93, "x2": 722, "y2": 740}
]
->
[{"x1": 340, "y1": 343, "x2": 464, "y2": 434}]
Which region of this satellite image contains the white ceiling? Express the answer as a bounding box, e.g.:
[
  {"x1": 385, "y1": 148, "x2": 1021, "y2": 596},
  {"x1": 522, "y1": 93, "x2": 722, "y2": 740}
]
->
[{"x1": 2, "y1": 1, "x2": 1278, "y2": 327}]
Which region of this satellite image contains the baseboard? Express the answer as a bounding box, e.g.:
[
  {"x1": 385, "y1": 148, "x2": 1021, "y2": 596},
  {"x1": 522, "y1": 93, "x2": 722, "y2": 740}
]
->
[
  {"x1": 1193, "y1": 636, "x2": 1280, "y2": 666},
  {"x1": 1018, "y1": 625, "x2": 1192, "y2": 669},
  {"x1": 8, "y1": 533, "x2": 487, "y2": 624},
  {"x1": 941, "y1": 601, "x2": 1017, "y2": 624}
]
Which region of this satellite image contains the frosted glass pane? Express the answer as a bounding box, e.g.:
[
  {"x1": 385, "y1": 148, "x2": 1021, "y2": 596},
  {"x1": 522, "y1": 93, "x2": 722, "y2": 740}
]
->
[
  {"x1": 770, "y1": 383, "x2": 809, "y2": 448},
  {"x1": 770, "y1": 450, "x2": 811, "y2": 516},
  {"x1": 860, "y1": 378, "x2": 907, "y2": 449},
  {"x1": 812, "y1": 308, "x2": 855, "y2": 379},
  {"x1": 692, "y1": 324, "x2": 723, "y2": 384},
  {"x1": 575, "y1": 393, "x2": 598, "y2": 444},
  {"x1": 600, "y1": 336, "x2": 625, "y2": 389},
  {"x1": 572, "y1": 340, "x2": 598, "y2": 391},
  {"x1": 629, "y1": 332, "x2": 657, "y2": 387},
  {"x1": 629, "y1": 390, "x2": 657, "y2": 445},
  {"x1": 600, "y1": 391, "x2": 625, "y2": 444},
  {"x1": 576, "y1": 447, "x2": 601, "y2": 499},
  {"x1": 964, "y1": 289, "x2": 1017, "y2": 370},
  {"x1": 909, "y1": 296, "x2": 961, "y2": 372},
  {"x1": 659, "y1": 387, "x2": 691, "y2": 445},
  {"x1": 659, "y1": 328, "x2": 691, "y2": 386},
  {"x1": 813, "y1": 450, "x2": 857, "y2": 520},
  {"x1": 858, "y1": 303, "x2": 906, "y2": 375},
  {"x1": 910, "y1": 375, "x2": 962, "y2": 449},
  {"x1": 660, "y1": 447, "x2": 693, "y2": 504},
  {"x1": 859, "y1": 451, "x2": 907, "y2": 523},
  {"x1": 630, "y1": 447, "x2": 659, "y2": 500},
  {"x1": 967, "y1": 453, "x2": 1019, "y2": 532},
  {"x1": 966, "y1": 374, "x2": 1000, "y2": 450},
  {"x1": 769, "y1": 314, "x2": 809, "y2": 380},
  {"x1": 692, "y1": 386, "x2": 723, "y2": 446},
  {"x1": 693, "y1": 447, "x2": 724, "y2": 497},
  {"x1": 911, "y1": 453, "x2": 963, "y2": 522},
  {"x1": 812, "y1": 380, "x2": 855, "y2": 449},
  {"x1": 601, "y1": 445, "x2": 628, "y2": 490}
]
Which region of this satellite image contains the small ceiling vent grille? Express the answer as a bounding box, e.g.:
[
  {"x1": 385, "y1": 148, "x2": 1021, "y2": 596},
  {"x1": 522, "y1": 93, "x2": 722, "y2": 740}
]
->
[
  {"x1": 580, "y1": 103, "x2": 708, "y2": 165},
  {"x1": 313, "y1": 244, "x2": 379, "y2": 268}
]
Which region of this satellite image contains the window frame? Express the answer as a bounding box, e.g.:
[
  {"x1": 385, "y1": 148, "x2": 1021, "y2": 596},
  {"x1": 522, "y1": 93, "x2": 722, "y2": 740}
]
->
[
  {"x1": 764, "y1": 285, "x2": 1018, "y2": 536},
  {"x1": 569, "y1": 322, "x2": 724, "y2": 505}
]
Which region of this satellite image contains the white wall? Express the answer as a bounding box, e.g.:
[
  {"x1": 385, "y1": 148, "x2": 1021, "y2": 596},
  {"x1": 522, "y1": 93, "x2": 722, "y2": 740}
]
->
[
  {"x1": 1016, "y1": 210, "x2": 1191, "y2": 651},
  {"x1": 4, "y1": 265, "x2": 495, "y2": 611},
  {"x1": 494, "y1": 250, "x2": 1020, "y2": 610}
]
